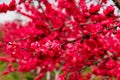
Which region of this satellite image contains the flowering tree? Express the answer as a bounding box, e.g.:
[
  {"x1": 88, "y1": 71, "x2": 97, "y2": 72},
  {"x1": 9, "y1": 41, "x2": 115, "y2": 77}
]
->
[{"x1": 1, "y1": 0, "x2": 120, "y2": 80}]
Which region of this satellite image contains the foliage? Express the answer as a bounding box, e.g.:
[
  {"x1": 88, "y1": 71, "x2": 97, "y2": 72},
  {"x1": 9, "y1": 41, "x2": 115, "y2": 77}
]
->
[{"x1": 1, "y1": 0, "x2": 120, "y2": 80}]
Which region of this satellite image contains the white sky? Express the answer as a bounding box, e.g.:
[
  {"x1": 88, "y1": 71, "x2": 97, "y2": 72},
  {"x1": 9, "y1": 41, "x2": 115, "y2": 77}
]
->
[{"x1": 0, "y1": 0, "x2": 9, "y2": 4}]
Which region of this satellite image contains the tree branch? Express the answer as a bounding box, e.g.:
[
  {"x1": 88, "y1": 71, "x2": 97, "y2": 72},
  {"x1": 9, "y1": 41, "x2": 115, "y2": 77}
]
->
[{"x1": 112, "y1": 0, "x2": 120, "y2": 10}]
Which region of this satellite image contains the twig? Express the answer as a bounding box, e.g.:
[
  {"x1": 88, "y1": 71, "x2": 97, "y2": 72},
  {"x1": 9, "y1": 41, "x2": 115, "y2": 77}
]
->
[{"x1": 60, "y1": 25, "x2": 119, "y2": 47}]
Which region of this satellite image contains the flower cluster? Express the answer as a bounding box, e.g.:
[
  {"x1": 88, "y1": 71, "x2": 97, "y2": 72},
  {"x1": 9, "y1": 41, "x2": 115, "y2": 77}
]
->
[
  {"x1": 1, "y1": 0, "x2": 120, "y2": 80},
  {"x1": 0, "y1": 0, "x2": 16, "y2": 13}
]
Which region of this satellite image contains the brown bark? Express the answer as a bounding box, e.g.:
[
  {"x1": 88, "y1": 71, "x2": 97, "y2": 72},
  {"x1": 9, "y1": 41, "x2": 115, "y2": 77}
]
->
[{"x1": 112, "y1": 0, "x2": 120, "y2": 10}]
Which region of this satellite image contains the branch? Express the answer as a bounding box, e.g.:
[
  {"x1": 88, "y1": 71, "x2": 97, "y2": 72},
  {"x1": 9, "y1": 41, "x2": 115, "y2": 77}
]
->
[
  {"x1": 60, "y1": 25, "x2": 119, "y2": 47},
  {"x1": 112, "y1": 0, "x2": 120, "y2": 10},
  {"x1": 54, "y1": 68, "x2": 62, "y2": 80},
  {"x1": 38, "y1": 1, "x2": 53, "y2": 32},
  {"x1": 46, "y1": 71, "x2": 51, "y2": 80}
]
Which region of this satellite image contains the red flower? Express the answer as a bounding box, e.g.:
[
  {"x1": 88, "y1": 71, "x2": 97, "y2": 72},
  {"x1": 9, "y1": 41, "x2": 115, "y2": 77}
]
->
[
  {"x1": 103, "y1": 5, "x2": 114, "y2": 15},
  {"x1": 0, "y1": 3, "x2": 8, "y2": 13},
  {"x1": 102, "y1": 0, "x2": 107, "y2": 4},
  {"x1": 9, "y1": 0, "x2": 16, "y2": 11},
  {"x1": 89, "y1": 4, "x2": 100, "y2": 14}
]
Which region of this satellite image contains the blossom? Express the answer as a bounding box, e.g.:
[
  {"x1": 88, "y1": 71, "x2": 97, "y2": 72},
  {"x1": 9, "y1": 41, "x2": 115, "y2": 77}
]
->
[
  {"x1": 9, "y1": 0, "x2": 16, "y2": 11},
  {"x1": 0, "y1": 3, "x2": 8, "y2": 13},
  {"x1": 0, "y1": 0, "x2": 120, "y2": 80}
]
